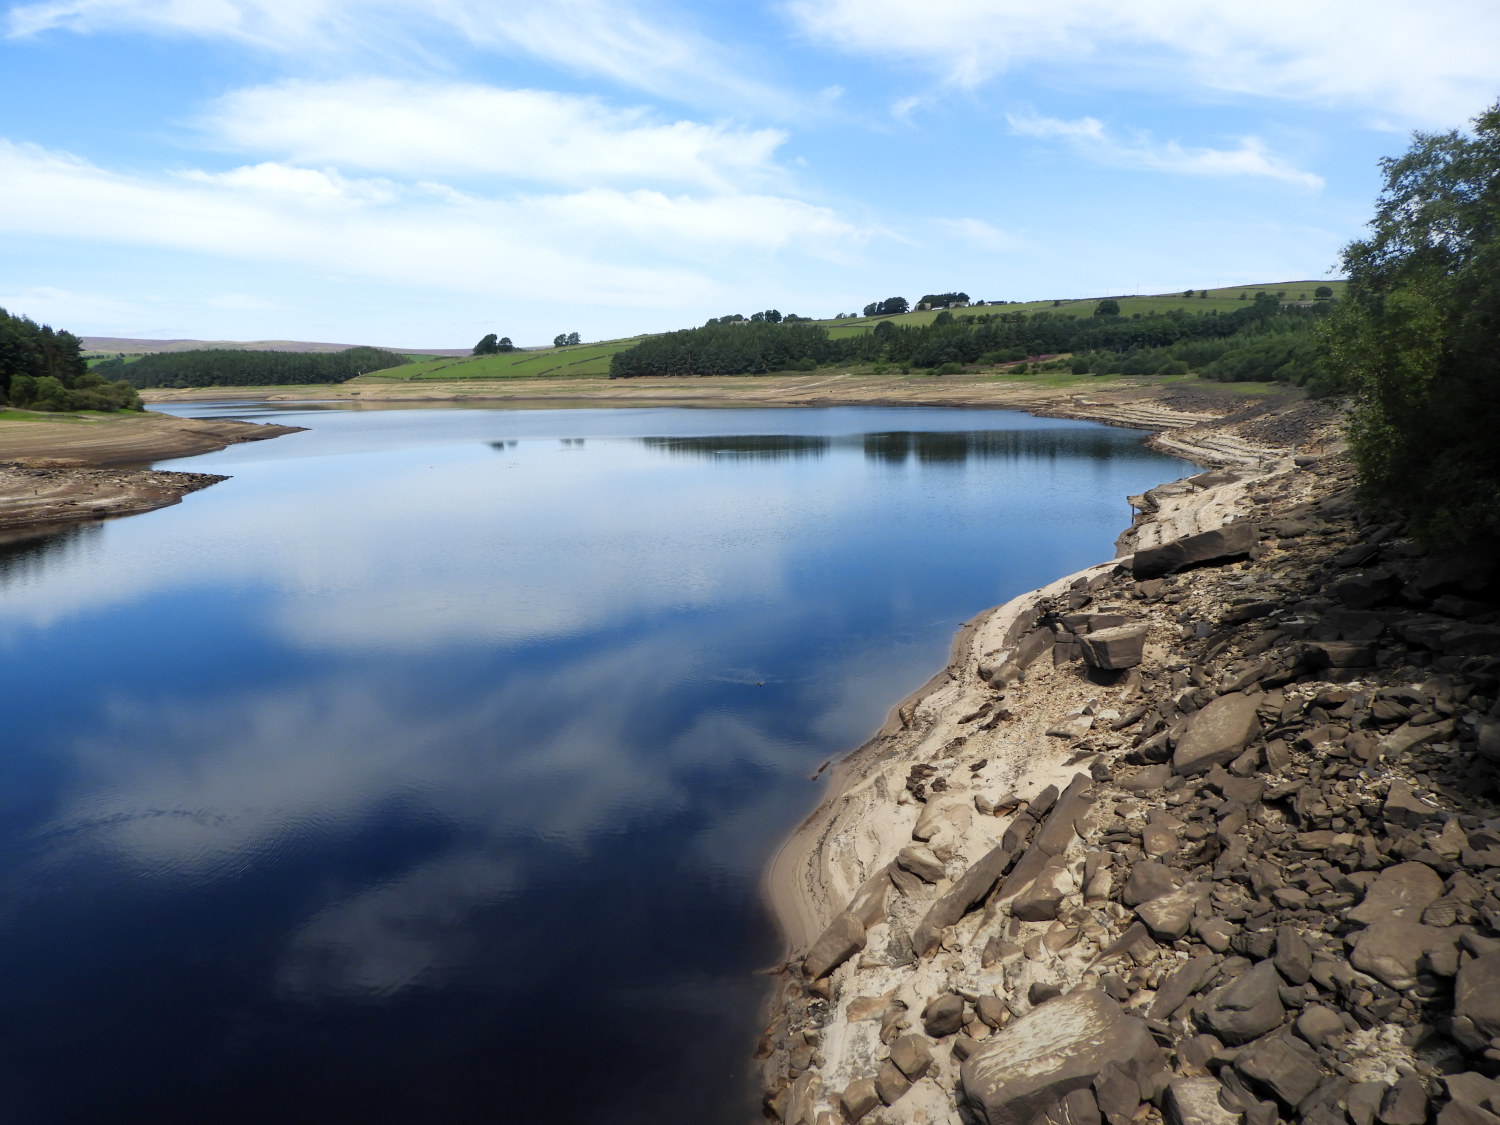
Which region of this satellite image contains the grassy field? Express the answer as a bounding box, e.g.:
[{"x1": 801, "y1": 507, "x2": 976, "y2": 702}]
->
[
  {"x1": 813, "y1": 280, "x2": 1346, "y2": 333},
  {"x1": 355, "y1": 340, "x2": 638, "y2": 383}
]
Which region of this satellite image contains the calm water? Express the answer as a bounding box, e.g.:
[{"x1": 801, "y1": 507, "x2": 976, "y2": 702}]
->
[{"x1": 0, "y1": 404, "x2": 1188, "y2": 1123}]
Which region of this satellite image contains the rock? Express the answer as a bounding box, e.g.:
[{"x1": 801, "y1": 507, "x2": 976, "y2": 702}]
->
[
  {"x1": 1137, "y1": 884, "x2": 1208, "y2": 941},
  {"x1": 1149, "y1": 954, "x2": 1218, "y2": 1021},
  {"x1": 911, "y1": 836, "x2": 1025, "y2": 957},
  {"x1": 977, "y1": 995, "x2": 1010, "y2": 1029},
  {"x1": 1049, "y1": 713, "x2": 1096, "y2": 740},
  {"x1": 1093, "y1": 1062, "x2": 1144, "y2": 1125},
  {"x1": 914, "y1": 796, "x2": 971, "y2": 842},
  {"x1": 1200, "y1": 960, "x2": 1286, "y2": 1046},
  {"x1": 1012, "y1": 860, "x2": 1075, "y2": 922},
  {"x1": 1122, "y1": 860, "x2": 1182, "y2": 907},
  {"x1": 1379, "y1": 1074, "x2": 1429, "y2": 1125},
  {"x1": 1133, "y1": 522, "x2": 1257, "y2": 581},
  {"x1": 896, "y1": 845, "x2": 946, "y2": 884},
  {"x1": 960, "y1": 991, "x2": 1166, "y2": 1125},
  {"x1": 923, "y1": 993, "x2": 966, "y2": 1038},
  {"x1": 1438, "y1": 1105, "x2": 1500, "y2": 1125},
  {"x1": 1295, "y1": 1004, "x2": 1346, "y2": 1048},
  {"x1": 1383, "y1": 780, "x2": 1441, "y2": 830},
  {"x1": 1173, "y1": 693, "x2": 1261, "y2": 777},
  {"x1": 1303, "y1": 640, "x2": 1378, "y2": 670},
  {"x1": 1274, "y1": 925, "x2": 1313, "y2": 986},
  {"x1": 1042, "y1": 1088, "x2": 1105, "y2": 1125},
  {"x1": 1081, "y1": 625, "x2": 1150, "y2": 671},
  {"x1": 804, "y1": 912, "x2": 866, "y2": 980},
  {"x1": 1349, "y1": 921, "x2": 1457, "y2": 990},
  {"x1": 1453, "y1": 952, "x2": 1500, "y2": 1053},
  {"x1": 1442, "y1": 1072, "x2": 1500, "y2": 1110},
  {"x1": 1332, "y1": 569, "x2": 1402, "y2": 609},
  {"x1": 1349, "y1": 1084, "x2": 1388, "y2": 1125},
  {"x1": 1348, "y1": 862, "x2": 1444, "y2": 925},
  {"x1": 889, "y1": 1034, "x2": 933, "y2": 1081},
  {"x1": 1120, "y1": 764, "x2": 1173, "y2": 792},
  {"x1": 1164, "y1": 1077, "x2": 1242, "y2": 1125},
  {"x1": 875, "y1": 1060, "x2": 912, "y2": 1106},
  {"x1": 840, "y1": 1077, "x2": 880, "y2": 1122},
  {"x1": 1235, "y1": 1036, "x2": 1324, "y2": 1109}
]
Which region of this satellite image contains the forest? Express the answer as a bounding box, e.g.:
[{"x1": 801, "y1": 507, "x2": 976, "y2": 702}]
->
[
  {"x1": 608, "y1": 295, "x2": 1330, "y2": 386},
  {"x1": 97, "y1": 346, "x2": 410, "y2": 388},
  {"x1": 0, "y1": 307, "x2": 141, "y2": 411}
]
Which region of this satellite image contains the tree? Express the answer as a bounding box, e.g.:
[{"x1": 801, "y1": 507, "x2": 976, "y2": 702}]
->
[
  {"x1": 498, "y1": 337, "x2": 515, "y2": 352},
  {"x1": 473, "y1": 333, "x2": 499, "y2": 355},
  {"x1": 553, "y1": 333, "x2": 568, "y2": 347},
  {"x1": 1325, "y1": 99, "x2": 1500, "y2": 546},
  {"x1": 566, "y1": 332, "x2": 581, "y2": 346},
  {"x1": 878, "y1": 297, "x2": 909, "y2": 315},
  {"x1": 1094, "y1": 299, "x2": 1121, "y2": 317},
  {"x1": 1315, "y1": 285, "x2": 1334, "y2": 299}
]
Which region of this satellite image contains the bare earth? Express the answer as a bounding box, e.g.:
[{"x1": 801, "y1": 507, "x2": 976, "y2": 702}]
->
[{"x1": 0, "y1": 411, "x2": 303, "y2": 534}]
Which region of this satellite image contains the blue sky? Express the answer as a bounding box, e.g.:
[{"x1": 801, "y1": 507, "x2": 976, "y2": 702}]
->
[{"x1": 1, "y1": 1, "x2": 1496, "y2": 348}]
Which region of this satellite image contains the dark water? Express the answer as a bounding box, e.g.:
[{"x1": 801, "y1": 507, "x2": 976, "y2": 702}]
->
[{"x1": 0, "y1": 404, "x2": 1188, "y2": 1123}]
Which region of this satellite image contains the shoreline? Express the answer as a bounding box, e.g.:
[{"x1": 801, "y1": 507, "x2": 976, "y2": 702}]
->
[{"x1": 0, "y1": 411, "x2": 304, "y2": 534}]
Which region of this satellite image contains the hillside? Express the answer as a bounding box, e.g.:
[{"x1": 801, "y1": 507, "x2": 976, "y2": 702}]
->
[{"x1": 82, "y1": 336, "x2": 468, "y2": 358}]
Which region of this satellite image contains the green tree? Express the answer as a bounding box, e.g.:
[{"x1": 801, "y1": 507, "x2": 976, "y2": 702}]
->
[
  {"x1": 1326, "y1": 99, "x2": 1500, "y2": 546},
  {"x1": 1094, "y1": 299, "x2": 1120, "y2": 317},
  {"x1": 566, "y1": 331, "x2": 581, "y2": 345},
  {"x1": 1314, "y1": 285, "x2": 1334, "y2": 299},
  {"x1": 473, "y1": 334, "x2": 499, "y2": 355}
]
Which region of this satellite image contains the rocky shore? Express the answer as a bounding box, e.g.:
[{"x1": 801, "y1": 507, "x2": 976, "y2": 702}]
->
[{"x1": 759, "y1": 397, "x2": 1500, "y2": 1125}]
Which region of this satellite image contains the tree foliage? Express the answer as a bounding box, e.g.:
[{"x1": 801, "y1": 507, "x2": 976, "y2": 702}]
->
[
  {"x1": 861, "y1": 297, "x2": 910, "y2": 316},
  {"x1": 99, "y1": 346, "x2": 409, "y2": 389},
  {"x1": 610, "y1": 295, "x2": 1327, "y2": 382},
  {"x1": 1325, "y1": 99, "x2": 1500, "y2": 547},
  {"x1": 0, "y1": 307, "x2": 140, "y2": 411}
]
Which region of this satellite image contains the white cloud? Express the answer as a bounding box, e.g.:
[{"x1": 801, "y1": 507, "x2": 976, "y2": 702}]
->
[
  {"x1": 783, "y1": 0, "x2": 1500, "y2": 126},
  {"x1": 0, "y1": 139, "x2": 868, "y2": 316},
  {"x1": 199, "y1": 79, "x2": 788, "y2": 190},
  {"x1": 6, "y1": 0, "x2": 790, "y2": 112},
  {"x1": 1007, "y1": 111, "x2": 1323, "y2": 189}
]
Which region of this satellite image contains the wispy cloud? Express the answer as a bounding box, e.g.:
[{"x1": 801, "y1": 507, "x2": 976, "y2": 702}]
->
[
  {"x1": 782, "y1": 0, "x2": 1500, "y2": 127},
  {"x1": 7, "y1": 0, "x2": 792, "y2": 112},
  {"x1": 1006, "y1": 111, "x2": 1323, "y2": 190},
  {"x1": 0, "y1": 139, "x2": 867, "y2": 319},
  {"x1": 200, "y1": 79, "x2": 789, "y2": 190}
]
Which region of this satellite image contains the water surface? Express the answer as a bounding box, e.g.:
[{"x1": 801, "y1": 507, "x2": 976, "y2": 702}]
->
[{"x1": 0, "y1": 404, "x2": 1188, "y2": 1123}]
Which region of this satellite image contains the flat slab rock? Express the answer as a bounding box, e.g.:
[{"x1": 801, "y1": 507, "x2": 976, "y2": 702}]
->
[
  {"x1": 1172, "y1": 692, "x2": 1261, "y2": 776},
  {"x1": 960, "y1": 989, "x2": 1165, "y2": 1125}
]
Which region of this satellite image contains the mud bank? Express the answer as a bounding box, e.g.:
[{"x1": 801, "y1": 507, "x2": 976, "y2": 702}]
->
[
  {"x1": 0, "y1": 411, "x2": 303, "y2": 533},
  {"x1": 758, "y1": 397, "x2": 1500, "y2": 1125}
]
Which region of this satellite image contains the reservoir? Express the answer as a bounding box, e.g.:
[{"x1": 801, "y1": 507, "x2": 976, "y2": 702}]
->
[{"x1": 0, "y1": 403, "x2": 1189, "y2": 1123}]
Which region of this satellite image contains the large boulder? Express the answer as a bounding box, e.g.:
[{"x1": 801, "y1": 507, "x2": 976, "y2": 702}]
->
[
  {"x1": 1172, "y1": 693, "x2": 1261, "y2": 776},
  {"x1": 1080, "y1": 625, "x2": 1150, "y2": 671},
  {"x1": 1199, "y1": 960, "x2": 1285, "y2": 1045},
  {"x1": 1348, "y1": 921, "x2": 1459, "y2": 990},
  {"x1": 803, "y1": 911, "x2": 865, "y2": 980},
  {"x1": 1453, "y1": 951, "x2": 1500, "y2": 1053},
  {"x1": 1347, "y1": 862, "x2": 1444, "y2": 925},
  {"x1": 1132, "y1": 521, "x2": 1256, "y2": 580},
  {"x1": 961, "y1": 990, "x2": 1166, "y2": 1125}
]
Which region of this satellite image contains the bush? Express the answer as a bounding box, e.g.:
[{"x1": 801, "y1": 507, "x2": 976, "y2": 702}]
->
[{"x1": 932, "y1": 362, "x2": 963, "y2": 376}]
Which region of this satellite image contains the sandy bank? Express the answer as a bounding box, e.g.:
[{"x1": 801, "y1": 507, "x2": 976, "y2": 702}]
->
[{"x1": 0, "y1": 410, "x2": 302, "y2": 534}]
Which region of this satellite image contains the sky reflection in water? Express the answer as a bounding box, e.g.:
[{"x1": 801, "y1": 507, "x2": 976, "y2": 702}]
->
[{"x1": 0, "y1": 404, "x2": 1188, "y2": 1123}]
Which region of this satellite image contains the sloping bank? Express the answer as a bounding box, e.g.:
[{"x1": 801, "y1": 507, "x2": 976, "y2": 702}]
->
[
  {"x1": 758, "y1": 396, "x2": 1500, "y2": 1125},
  {"x1": 0, "y1": 412, "x2": 303, "y2": 536}
]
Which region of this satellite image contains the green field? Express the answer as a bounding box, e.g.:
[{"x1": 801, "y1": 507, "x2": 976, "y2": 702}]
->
[
  {"x1": 355, "y1": 340, "x2": 639, "y2": 382},
  {"x1": 814, "y1": 280, "x2": 1346, "y2": 334}
]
